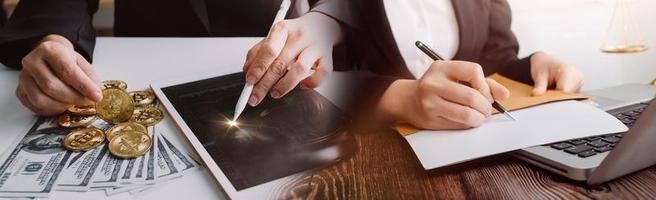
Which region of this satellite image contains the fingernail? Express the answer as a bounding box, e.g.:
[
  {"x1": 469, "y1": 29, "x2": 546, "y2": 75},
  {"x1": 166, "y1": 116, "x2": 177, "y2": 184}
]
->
[
  {"x1": 246, "y1": 75, "x2": 257, "y2": 85},
  {"x1": 271, "y1": 90, "x2": 281, "y2": 99},
  {"x1": 92, "y1": 91, "x2": 103, "y2": 102},
  {"x1": 248, "y1": 95, "x2": 258, "y2": 106}
]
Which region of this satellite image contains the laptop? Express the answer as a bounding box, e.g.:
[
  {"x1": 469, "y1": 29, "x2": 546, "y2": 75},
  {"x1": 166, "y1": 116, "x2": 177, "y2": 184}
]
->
[{"x1": 512, "y1": 83, "x2": 656, "y2": 185}]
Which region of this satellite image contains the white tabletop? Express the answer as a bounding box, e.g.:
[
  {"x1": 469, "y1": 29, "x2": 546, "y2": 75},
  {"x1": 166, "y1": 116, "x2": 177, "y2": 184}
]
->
[{"x1": 0, "y1": 37, "x2": 270, "y2": 200}]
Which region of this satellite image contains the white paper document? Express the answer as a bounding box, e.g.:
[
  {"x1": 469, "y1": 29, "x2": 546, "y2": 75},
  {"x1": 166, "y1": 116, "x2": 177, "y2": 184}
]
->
[{"x1": 404, "y1": 100, "x2": 628, "y2": 170}]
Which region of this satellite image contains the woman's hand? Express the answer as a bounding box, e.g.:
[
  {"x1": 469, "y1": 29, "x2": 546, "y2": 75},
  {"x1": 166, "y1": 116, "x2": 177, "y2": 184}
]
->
[
  {"x1": 16, "y1": 34, "x2": 102, "y2": 116},
  {"x1": 530, "y1": 52, "x2": 584, "y2": 96},
  {"x1": 378, "y1": 61, "x2": 510, "y2": 130},
  {"x1": 243, "y1": 12, "x2": 344, "y2": 106}
]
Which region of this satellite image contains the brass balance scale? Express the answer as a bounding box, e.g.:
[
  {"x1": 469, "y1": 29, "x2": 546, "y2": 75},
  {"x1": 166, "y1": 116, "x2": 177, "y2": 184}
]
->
[
  {"x1": 601, "y1": 0, "x2": 655, "y2": 85},
  {"x1": 600, "y1": 0, "x2": 648, "y2": 54}
]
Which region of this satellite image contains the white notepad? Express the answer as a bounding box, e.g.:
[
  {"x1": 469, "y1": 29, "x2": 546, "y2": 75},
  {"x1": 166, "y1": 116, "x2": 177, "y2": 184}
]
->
[{"x1": 404, "y1": 100, "x2": 628, "y2": 170}]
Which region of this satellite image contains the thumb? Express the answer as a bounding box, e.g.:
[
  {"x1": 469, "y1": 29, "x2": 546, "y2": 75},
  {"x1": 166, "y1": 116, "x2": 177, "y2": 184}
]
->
[{"x1": 532, "y1": 69, "x2": 549, "y2": 96}]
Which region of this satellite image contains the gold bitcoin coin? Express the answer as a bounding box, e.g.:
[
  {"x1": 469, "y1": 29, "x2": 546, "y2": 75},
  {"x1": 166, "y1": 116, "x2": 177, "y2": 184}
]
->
[
  {"x1": 131, "y1": 106, "x2": 163, "y2": 126},
  {"x1": 57, "y1": 113, "x2": 97, "y2": 128},
  {"x1": 102, "y1": 80, "x2": 128, "y2": 90},
  {"x1": 63, "y1": 127, "x2": 105, "y2": 151},
  {"x1": 96, "y1": 88, "x2": 135, "y2": 124},
  {"x1": 67, "y1": 105, "x2": 97, "y2": 116},
  {"x1": 106, "y1": 122, "x2": 147, "y2": 141},
  {"x1": 129, "y1": 91, "x2": 156, "y2": 106},
  {"x1": 109, "y1": 131, "x2": 152, "y2": 159}
]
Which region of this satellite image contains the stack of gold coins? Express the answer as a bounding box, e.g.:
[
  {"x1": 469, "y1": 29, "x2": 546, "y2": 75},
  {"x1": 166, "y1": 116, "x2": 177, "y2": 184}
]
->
[
  {"x1": 128, "y1": 90, "x2": 163, "y2": 127},
  {"x1": 58, "y1": 105, "x2": 98, "y2": 128},
  {"x1": 106, "y1": 122, "x2": 147, "y2": 141},
  {"x1": 58, "y1": 80, "x2": 165, "y2": 157},
  {"x1": 96, "y1": 80, "x2": 161, "y2": 158},
  {"x1": 109, "y1": 130, "x2": 153, "y2": 159},
  {"x1": 107, "y1": 122, "x2": 151, "y2": 158}
]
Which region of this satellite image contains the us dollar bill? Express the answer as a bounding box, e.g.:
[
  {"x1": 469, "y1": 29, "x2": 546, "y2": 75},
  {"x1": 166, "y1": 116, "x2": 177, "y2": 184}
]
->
[
  {"x1": 158, "y1": 132, "x2": 199, "y2": 174},
  {"x1": 0, "y1": 116, "x2": 197, "y2": 198},
  {"x1": 119, "y1": 125, "x2": 157, "y2": 184},
  {"x1": 103, "y1": 126, "x2": 160, "y2": 196},
  {"x1": 55, "y1": 144, "x2": 109, "y2": 192},
  {"x1": 105, "y1": 128, "x2": 174, "y2": 196},
  {"x1": 127, "y1": 130, "x2": 199, "y2": 197},
  {"x1": 155, "y1": 131, "x2": 181, "y2": 181},
  {"x1": 0, "y1": 118, "x2": 72, "y2": 198},
  {"x1": 56, "y1": 121, "x2": 113, "y2": 192}
]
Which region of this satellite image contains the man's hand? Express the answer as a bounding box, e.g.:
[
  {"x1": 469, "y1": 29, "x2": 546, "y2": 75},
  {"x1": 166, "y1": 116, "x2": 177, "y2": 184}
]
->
[
  {"x1": 379, "y1": 61, "x2": 510, "y2": 130},
  {"x1": 243, "y1": 12, "x2": 343, "y2": 106},
  {"x1": 16, "y1": 34, "x2": 102, "y2": 116},
  {"x1": 530, "y1": 52, "x2": 584, "y2": 96}
]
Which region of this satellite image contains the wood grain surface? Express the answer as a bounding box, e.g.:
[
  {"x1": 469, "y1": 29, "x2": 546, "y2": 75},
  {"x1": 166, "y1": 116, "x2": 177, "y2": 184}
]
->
[{"x1": 282, "y1": 128, "x2": 656, "y2": 200}]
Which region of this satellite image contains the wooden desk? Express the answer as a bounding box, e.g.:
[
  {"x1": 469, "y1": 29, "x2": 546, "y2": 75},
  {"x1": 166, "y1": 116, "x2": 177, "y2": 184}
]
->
[{"x1": 281, "y1": 128, "x2": 656, "y2": 199}]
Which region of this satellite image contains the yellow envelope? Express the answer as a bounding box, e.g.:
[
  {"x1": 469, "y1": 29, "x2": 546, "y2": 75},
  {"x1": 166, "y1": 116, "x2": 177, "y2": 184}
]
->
[{"x1": 395, "y1": 74, "x2": 590, "y2": 136}]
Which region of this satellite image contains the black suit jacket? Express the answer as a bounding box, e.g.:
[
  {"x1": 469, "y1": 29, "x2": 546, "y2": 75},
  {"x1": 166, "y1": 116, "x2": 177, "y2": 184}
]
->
[
  {"x1": 0, "y1": 0, "x2": 6, "y2": 27},
  {"x1": 114, "y1": 0, "x2": 294, "y2": 37},
  {"x1": 0, "y1": 0, "x2": 318, "y2": 69},
  {"x1": 0, "y1": 0, "x2": 99, "y2": 69},
  {"x1": 339, "y1": 0, "x2": 534, "y2": 112}
]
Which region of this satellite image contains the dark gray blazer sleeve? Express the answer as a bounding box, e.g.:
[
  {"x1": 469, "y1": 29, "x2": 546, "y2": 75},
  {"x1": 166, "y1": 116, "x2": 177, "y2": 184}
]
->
[
  {"x1": 0, "y1": 0, "x2": 98, "y2": 69},
  {"x1": 480, "y1": 0, "x2": 534, "y2": 84}
]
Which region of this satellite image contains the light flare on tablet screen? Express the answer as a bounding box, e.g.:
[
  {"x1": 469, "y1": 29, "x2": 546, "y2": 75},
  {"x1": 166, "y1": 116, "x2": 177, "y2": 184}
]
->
[{"x1": 227, "y1": 120, "x2": 239, "y2": 127}]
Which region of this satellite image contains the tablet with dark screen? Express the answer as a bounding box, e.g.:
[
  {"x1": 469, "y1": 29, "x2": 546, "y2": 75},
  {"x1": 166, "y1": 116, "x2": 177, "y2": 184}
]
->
[{"x1": 152, "y1": 72, "x2": 352, "y2": 198}]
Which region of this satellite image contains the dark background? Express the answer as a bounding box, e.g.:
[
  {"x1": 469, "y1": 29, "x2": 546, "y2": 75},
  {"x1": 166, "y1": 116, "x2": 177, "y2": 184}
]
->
[{"x1": 0, "y1": 0, "x2": 5, "y2": 27}]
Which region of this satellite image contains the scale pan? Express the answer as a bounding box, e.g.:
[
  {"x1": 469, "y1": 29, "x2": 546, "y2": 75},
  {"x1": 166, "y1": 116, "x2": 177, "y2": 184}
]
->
[{"x1": 601, "y1": 44, "x2": 648, "y2": 53}]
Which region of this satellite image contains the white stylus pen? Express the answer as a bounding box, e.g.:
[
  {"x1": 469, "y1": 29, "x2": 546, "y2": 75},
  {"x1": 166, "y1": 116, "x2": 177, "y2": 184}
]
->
[{"x1": 232, "y1": 0, "x2": 292, "y2": 122}]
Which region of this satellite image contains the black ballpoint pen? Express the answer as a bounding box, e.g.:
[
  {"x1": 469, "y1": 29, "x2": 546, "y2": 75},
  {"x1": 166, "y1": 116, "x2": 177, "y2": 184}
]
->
[{"x1": 415, "y1": 41, "x2": 517, "y2": 121}]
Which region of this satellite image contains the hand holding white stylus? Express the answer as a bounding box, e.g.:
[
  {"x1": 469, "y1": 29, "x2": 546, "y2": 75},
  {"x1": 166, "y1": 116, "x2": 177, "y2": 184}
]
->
[{"x1": 232, "y1": 0, "x2": 292, "y2": 123}]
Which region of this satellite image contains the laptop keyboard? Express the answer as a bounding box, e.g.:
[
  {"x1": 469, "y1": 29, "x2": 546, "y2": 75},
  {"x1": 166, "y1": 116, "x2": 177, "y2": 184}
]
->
[{"x1": 546, "y1": 102, "x2": 649, "y2": 158}]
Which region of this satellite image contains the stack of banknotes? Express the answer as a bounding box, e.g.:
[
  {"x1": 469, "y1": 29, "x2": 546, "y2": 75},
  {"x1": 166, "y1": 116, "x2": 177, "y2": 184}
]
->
[{"x1": 0, "y1": 116, "x2": 201, "y2": 199}]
